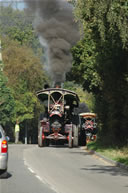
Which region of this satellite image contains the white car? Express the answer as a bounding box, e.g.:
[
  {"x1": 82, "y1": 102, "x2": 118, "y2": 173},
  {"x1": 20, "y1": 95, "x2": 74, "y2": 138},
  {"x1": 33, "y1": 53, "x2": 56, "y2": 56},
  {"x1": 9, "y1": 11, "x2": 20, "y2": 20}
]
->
[{"x1": 0, "y1": 125, "x2": 8, "y2": 177}]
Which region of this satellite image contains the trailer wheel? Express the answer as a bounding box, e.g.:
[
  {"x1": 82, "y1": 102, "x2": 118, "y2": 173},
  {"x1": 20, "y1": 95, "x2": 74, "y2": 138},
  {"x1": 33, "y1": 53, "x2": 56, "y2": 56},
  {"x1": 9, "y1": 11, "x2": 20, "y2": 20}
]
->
[
  {"x1": 68, "y1": 126, "x2": 73, "y2": 148},
  {"x1": 73, "y1": 124, "x2": 79, "y2": 147},
  {"x1": 45, "y1": 139, "x2": 49, "y2": 147},
  {"x1": 79, "y1": 129, "x2": 86, "y2": 146},
  {"x1": 38, "y1": 127, "x2": 43, "y2": 147}
]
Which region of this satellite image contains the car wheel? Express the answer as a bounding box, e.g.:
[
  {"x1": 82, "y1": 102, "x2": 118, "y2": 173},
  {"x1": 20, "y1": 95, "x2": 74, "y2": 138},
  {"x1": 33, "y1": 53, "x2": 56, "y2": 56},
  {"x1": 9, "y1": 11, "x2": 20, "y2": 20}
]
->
[{"x1": 0, "y1": 169, "x2": 8, "y2": 178}]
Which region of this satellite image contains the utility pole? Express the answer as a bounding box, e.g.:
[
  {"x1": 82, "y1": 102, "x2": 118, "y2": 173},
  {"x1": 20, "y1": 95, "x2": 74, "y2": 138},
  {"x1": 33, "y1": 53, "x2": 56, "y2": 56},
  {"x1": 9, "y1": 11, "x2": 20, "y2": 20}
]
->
[{"x1": 25, "y1": 121, "x2": 28, "y2": 145}]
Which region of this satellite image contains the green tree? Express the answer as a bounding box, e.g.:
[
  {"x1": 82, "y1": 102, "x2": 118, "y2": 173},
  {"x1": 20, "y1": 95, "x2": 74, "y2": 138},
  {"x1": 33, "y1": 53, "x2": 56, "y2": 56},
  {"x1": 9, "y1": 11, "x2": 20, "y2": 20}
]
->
[
  {"x1": 0, "y1": 5, "x2": 48, "y2": 142},
  {"x1": 0, "y1": 5, "x2": 40, "y2": 49},
  {"x1": 0, "y1": 70, "x2": 15, "y2": 126},
  {"x1": 63, "y1": 81, "x2": 94, "y2": 111},
  {"x1": 2, "y1": 37, "x2": 47, "y2": 92},
  {"x1": 71, "y1": 0, "x2": 128, "y2": 145},
  {"x1": 2, "y1": 38, "x2": 47, "y2": 142},
  {"x1": 69, "y1": 32, "x2": 101, "y2": 93}
]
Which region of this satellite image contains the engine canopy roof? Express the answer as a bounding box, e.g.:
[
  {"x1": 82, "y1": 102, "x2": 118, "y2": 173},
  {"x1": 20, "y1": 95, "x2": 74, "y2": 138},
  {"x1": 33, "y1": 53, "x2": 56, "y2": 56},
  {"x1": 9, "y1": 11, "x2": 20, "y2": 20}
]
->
[{"x1": 36, "y1": 88, "x2": 79, "y2": 107}]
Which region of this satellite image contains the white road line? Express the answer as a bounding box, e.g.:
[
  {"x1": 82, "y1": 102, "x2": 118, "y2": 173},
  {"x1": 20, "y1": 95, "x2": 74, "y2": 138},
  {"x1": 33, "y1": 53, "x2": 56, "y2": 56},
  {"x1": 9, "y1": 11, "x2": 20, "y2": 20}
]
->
[
  {"x1": 24, "y1": 161, "x2": 27, "y2": 166},
  {"x1": 36, "y1": 175, "x2": 43, "y2": 182},
  {"x1": 50, "y1": 185, "x2": 60, "y2": 193},
  {"x1": 24, "y1": 158, "x2": 60, "y2": 193},
  {"x1": 28, "y1": 167, "x2": 35, "y2": 174},
  {"x1": 35, "y1": 175, "x2": 60, "y2": 193}
]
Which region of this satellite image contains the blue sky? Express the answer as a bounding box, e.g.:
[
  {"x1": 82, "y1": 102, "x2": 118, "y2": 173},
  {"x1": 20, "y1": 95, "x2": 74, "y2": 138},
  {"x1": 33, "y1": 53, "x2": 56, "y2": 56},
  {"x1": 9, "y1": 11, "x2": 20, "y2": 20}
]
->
[{"x1": 0, "y1": 0, "x2": 25, "y2": 10}]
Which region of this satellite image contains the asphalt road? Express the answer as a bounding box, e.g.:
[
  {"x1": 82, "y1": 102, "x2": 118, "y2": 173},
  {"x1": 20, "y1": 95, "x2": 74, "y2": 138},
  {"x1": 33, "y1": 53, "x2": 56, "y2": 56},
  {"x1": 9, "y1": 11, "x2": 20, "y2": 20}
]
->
[
  {"x1": 0, "y1": 144, "x2": 128, "y2": 193},
  {"x1": 0, "y1": 145, "x2": 56, "y2": 193}
]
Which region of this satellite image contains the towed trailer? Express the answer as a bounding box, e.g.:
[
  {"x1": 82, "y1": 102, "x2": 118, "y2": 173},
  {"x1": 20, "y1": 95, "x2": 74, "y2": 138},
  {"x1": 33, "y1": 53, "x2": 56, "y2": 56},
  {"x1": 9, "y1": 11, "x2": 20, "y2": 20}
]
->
[
  {"x1": 36, "y1": 88, "x2": 80, "y2": 148},
  {"x1": 79, "y1": 112, "x2": 98, "y2": 145}
]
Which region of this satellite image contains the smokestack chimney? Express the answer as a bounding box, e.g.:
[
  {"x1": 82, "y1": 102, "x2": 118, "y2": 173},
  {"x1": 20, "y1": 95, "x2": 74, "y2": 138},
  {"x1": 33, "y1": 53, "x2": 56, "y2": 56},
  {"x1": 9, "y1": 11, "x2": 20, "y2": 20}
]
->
[{"x1": 54, "y1": 82, "x2": 61, "y2": 88}]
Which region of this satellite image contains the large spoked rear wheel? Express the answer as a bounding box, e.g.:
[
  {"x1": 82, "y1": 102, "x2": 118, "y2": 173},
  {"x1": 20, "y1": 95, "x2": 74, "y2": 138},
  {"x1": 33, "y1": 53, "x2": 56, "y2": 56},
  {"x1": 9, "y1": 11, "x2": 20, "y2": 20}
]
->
[
  {"x1": 73, "y1": 124, "x2": 79, "y2": 147},
  {"x1": 68, "y1": 126, "x2": 73, "y2": 148},
  {"x1": 38, "y1": 127, "x2": 43, "y2": 147}
]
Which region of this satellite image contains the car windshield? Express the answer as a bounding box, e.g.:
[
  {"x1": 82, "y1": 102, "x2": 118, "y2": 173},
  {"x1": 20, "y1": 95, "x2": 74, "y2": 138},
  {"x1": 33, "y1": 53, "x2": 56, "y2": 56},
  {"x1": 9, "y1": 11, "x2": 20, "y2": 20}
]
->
[
  {"x1": 0, "y1": 125, "x2": 4, "y2": 138},
  {"x1": 0, "y1": 131, "x2": 2, "y2": 138}
]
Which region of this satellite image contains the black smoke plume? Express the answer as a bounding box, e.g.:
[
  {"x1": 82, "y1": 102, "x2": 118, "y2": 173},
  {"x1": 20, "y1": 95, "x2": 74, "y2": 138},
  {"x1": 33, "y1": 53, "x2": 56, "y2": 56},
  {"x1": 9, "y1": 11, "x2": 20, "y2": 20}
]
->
[{"x1": 24, "y1": 0, "x2": 80, "y2": 83}]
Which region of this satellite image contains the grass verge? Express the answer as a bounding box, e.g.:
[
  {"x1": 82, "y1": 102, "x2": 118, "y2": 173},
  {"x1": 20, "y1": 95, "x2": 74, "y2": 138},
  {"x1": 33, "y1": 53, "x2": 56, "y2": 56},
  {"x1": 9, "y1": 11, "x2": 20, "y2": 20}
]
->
[{"x1": 87, "y1": 141, "x2": 128, "y2": 166}]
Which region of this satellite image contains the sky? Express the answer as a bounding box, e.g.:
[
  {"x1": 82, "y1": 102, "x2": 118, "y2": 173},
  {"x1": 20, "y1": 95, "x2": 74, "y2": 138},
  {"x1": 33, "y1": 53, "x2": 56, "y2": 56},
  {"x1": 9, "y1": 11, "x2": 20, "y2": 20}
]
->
[{"x1": 0, "y1": 0, "x2": 25, "y2": 10}]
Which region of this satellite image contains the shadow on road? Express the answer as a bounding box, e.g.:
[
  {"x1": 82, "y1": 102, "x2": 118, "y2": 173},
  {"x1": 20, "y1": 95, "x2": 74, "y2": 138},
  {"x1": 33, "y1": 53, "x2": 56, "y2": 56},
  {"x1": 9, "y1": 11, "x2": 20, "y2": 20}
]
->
[
  {"x1": 49, "y1": 144, "x2": 69, "y2": 148},
  {"x1": 80, "y1": 165, "x2": 128, "y2": 177},
  {"x1": 69, "y1": 150, "x2": 94, "y2": 156},
  {"x1": 7, "y1": 172, "x2": 12, "y2": 178}
]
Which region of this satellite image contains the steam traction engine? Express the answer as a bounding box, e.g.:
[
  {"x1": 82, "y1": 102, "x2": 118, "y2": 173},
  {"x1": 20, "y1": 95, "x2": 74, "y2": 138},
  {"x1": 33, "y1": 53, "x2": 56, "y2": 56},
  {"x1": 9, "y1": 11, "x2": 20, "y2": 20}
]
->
[{"x1": 36, "y1": 88, "x2": 79, "y2": 148}]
